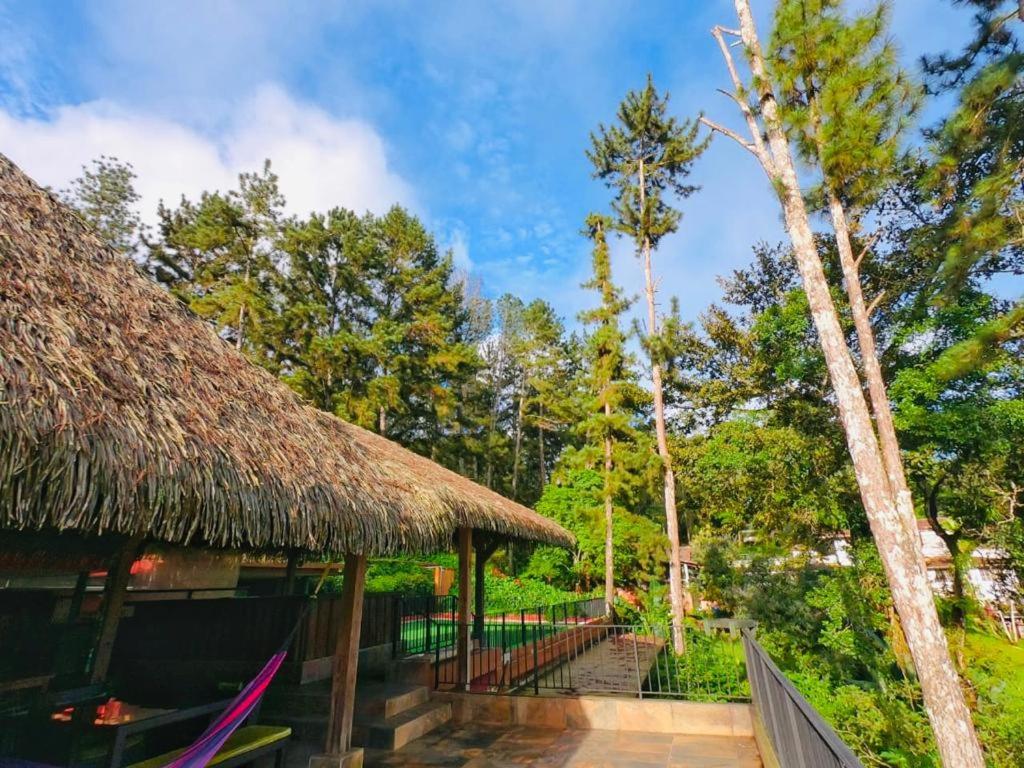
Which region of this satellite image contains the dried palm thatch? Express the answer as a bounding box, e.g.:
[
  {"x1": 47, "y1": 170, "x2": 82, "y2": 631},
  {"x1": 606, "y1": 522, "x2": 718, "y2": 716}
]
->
[{"x1": 0, "y1": 154, "x2": 573, "y2": 556}]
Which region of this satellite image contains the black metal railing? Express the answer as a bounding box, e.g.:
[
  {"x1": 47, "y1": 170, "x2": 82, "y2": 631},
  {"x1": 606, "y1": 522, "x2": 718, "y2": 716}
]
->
[
  {"x1": 392, "y1": 595, "x2": 606, "y2": 658},
  {"x1": 434, "y1": 619, "x2": 748, "y2": 702},
  {"x1": 742, "y1": 628, "x2": 863, "y2": 768},
  {"x1": 391, "y1": 594, "x2": 458, "y2": 656}
]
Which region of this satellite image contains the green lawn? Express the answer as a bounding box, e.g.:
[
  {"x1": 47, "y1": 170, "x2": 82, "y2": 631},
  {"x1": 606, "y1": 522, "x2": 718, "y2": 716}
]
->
[
  {"x1": 400, "y1": 619, "x2": 563, "y2": 655},
  {"x1": 963, "y1": 631, "x2": 1024, "y2": 767}
]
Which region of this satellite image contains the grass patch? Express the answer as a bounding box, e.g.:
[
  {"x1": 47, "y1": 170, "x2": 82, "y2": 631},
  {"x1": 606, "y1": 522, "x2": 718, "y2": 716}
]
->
[{"x1": 963, "y1": 631, "x2": 1024, "y2": 768}]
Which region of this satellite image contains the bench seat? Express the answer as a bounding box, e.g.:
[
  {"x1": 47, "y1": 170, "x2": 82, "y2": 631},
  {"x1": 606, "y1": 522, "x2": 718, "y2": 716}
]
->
[{"x1": 128, "y1": 725, "x2": 291, "y2": 768}]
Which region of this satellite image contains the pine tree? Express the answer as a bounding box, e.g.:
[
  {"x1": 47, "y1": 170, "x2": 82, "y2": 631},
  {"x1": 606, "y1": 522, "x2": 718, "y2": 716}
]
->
[
  {"x1": 521, "y1": 299, "x2": 574, "y2": 499},
  {"x1": 578, "y1": 214, "x2": 636, "y2": 614},
  {"x1": 701, "y1": 2, "x2": 985, "y2": 764},
  {"x1": 768, "y1": 0, "x2": 921, "y2": 603},
  {"x1": 273, "y1": 208, "x2": 374, "y2": 412},
  {"x1": 588, "y1": 75, "x2": 708, "y2": 653},
  {"x1": 919, "y1": 0, "x2": 1024, "y2": 375},
  {"x1": 145, "y1": 161, "x2": 284, "y2": 359},
  {"x1": 59, "y1": 155, "x2": 141, "y2": 254},
  {"x1": 340, "y1": 206, "x2": 479, "y2": 458}
]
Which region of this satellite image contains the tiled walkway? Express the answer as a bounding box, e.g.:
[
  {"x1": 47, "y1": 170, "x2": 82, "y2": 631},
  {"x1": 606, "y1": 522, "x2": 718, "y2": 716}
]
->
[
  {"x1": 537, "y1": 634, "x2": 664, "y2": 695},
  {"x1": 364, "y1": 722, "x2": 762, "y2": 768}
]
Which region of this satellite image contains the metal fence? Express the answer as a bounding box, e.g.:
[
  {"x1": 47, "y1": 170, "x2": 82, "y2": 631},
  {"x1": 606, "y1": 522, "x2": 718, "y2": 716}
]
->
[
  {"x1": 391, "y1": 594, "x2": 458, "y2": 656},
  {"x1": 742, "y1": 629, "x2": 863, "y2": 768},
  {"x1": 434, "y1": 619, "x2": 748, "y2": 702},
  {"x1": 392, "y1": 595, "x2": 605, "y2": 658}
]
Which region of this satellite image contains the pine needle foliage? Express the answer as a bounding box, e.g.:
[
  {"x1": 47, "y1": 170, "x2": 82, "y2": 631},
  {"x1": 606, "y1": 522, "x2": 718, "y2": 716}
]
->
[{"x1": 587, "y1": 75, "x2": 708, "y2": 249}]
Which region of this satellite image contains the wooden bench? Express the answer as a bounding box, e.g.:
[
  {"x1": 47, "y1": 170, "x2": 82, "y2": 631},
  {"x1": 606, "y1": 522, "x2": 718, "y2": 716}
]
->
[
  {"x1": 126, "y1": 725, "x2": 291, "y2": 768},
  {"x1": 109, "y1": 698, "x2": 290, "y2": 768}
]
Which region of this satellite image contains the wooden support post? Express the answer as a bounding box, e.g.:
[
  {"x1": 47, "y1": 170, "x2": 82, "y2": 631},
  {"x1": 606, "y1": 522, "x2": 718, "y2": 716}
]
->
[
  {"x1": 457, "y1": 528, "x2": 473, "y2": 689},
  {"x1": 90, "y1": 536, "x2": 142, "y2": 684},
  {"x1": 67, "y1": 571, "x2": 89, "y2": 624},
  {"x1": 317, "y1": 552, "x2": 367, "y2": 767},
  {"x1": 283, "y1": 551, "x2": 299, "y2": 596}
]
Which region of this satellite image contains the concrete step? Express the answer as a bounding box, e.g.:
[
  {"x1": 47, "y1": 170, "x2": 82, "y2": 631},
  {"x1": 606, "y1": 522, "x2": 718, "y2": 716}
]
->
[
  {"x1": 352, "y1": 700, "x2": 452, "y2": 751},
  {"x1": 355, "y1": 682, "x2": 429, "y2": 720}
]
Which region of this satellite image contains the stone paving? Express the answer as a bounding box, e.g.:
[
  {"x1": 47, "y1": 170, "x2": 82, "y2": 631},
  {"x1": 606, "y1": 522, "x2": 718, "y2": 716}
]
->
[
  {"x1": 363, "y1": 721, "x2": 762, "y2": 768},
  {"x1": 537, "y1": 633, "x2": 665, "y2": 695}
]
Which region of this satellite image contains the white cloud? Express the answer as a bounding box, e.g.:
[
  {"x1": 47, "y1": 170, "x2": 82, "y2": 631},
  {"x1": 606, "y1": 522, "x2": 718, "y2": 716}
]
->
[
  {"x1": 441, "y1": 227, "x2": 472, "y2": 272},
  {"x1": 0, "y1": 84, "x2": 415, "y2": 224}
]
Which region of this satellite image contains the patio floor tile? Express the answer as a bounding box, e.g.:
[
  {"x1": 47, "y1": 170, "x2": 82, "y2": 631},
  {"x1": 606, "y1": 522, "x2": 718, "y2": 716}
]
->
[{"x1": 363, "y1": 723, "x2": 761, "y2": 768}]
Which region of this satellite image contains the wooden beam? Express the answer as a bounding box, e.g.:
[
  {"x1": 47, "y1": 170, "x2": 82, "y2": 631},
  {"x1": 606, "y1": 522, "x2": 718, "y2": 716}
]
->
[
  {"x1": 457, "y1": 527, "x2": 473, "y2": 689},
  {"x1": 283, "y1": 551, "x2": 300, "y2": 596},
  {"x1": 323, "y1": 552, "x2": 367, "y2": 756},
  {"x1": 90, "y1": 535, "x2": 142, "y2": 683}
]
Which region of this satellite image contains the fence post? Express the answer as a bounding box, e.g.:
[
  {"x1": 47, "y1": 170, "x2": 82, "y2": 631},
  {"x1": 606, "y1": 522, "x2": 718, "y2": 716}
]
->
[
  {"x1": 425, "y1": 595, "x2": 433, "y2": 654},
  {"x1": 521, "y1": 609, "x2": 526, "y2": 647},
  {"x1": 392, "y1": 596, "x2": 403, "y2": 659},
  {"x1": 532, "y1": 624, "x2": 540, "y2": 695},
  {"x1": 434, "y1": 637, "x2": 440, "y2": 690},
  {"x1": 631, "y1": 630, "x2": 643, "y2": 699}
]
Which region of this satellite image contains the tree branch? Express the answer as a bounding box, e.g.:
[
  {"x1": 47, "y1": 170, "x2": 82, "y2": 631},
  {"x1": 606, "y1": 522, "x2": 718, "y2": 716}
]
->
[
  {"x1": 926, "y1": 475, "x2": 961, "y2": 554},
  {"x1": 699, "y1": 117, "x2": 759, "y2": 159},
  {"x1": 853, "y1": 233, "x2": 879, "y2": 270},
  {"x1": 866, "y1": 290, "x2": 886, "y2": 318},
  {"x1": 710, "y1": 25, "x2": 776, "y2": 175}
]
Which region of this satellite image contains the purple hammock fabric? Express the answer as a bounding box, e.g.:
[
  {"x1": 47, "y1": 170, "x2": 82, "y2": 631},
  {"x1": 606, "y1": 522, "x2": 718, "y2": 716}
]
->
[{"x1": 162, "y1": 648, "x2": 289, "y2": 768}]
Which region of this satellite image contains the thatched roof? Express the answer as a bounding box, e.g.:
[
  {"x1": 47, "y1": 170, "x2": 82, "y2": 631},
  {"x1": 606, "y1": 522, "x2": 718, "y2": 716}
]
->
[{"x1": 0, "y1": 154, "x2": 572, "y2": 556}]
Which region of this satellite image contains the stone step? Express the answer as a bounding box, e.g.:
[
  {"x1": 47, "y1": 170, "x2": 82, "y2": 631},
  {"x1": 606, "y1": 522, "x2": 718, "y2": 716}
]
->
[
  {"x1": 352, "y1": 700, "x2": 452, "y2": 751},
  {"x1": 355, "y1": 682, "x2": 429, "y2": 720}
]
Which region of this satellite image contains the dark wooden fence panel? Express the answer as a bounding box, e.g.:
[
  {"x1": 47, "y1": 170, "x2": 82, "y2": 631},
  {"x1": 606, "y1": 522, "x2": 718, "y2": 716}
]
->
[{"x1": 114, "y1": 593, "x2": 398, "y2": 669}]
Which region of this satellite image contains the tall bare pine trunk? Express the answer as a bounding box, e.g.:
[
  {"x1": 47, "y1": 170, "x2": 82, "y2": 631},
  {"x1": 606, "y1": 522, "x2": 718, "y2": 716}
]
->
[
  {"x1": 706, "y1": 4, "x2": 985, "y2": 765},
  {"x1": 603, "y1": 401, "x2": 615, "y2": 616},
  {"x1": 640, "y1": 162, "x2": 687, "y2": 653},
  {"x1": 826, "y1": 194, "x2": 917, "y2": 527}
]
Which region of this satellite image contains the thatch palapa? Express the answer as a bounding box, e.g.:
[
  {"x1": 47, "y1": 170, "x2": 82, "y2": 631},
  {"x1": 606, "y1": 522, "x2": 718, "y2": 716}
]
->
[{"x1": 0, "y1": 154, "x2": 573, "y2": 556}]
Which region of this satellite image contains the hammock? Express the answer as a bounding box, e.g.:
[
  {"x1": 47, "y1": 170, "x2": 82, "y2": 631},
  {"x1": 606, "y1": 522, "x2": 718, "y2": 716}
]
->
[
  {"x1": 162, "y1": 646, "x2": 289, "y2": 768},
  {"x1": 165, "y1": 570, "x2": 333, "y2": 768}
]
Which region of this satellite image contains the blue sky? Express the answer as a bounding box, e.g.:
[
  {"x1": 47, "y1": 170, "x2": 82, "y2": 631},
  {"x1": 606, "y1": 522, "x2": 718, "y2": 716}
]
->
[{"x1": 0, "y1": 0, "x2": 975, "y2": 328}]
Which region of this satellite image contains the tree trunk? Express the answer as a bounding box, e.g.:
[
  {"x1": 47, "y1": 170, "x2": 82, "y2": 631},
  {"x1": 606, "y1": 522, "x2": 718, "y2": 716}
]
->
[
  {"x1": 827, "y1": 192, "x2": 917, "y2": 531},
  {"x1": 731, "y1": 3, "x2": 984, "y2": 764},
  {"x1": 378, "y1": 405, "x2": 387, "y2": 436},
  {"x1": 236, "y1": 261, "x2": 250, "y2": 351},
  {"x1": 511, "y1": 392, "x2": 525, "y2": 500},
  {"x1": 603, "y1": 401, "x2": 615, "y2": 617},
  {"x1": 485, "y1": 372, "x2": 502, "y2": 490},
  {"x1": 457, "y1": 397, "x2": 466, "y2": 476},
  {"x1": 236, "y1": 302, "x2": 247, "y2": 351},
  {"x1": 638, "y1": 156, "x2": 687, "y2": 655},
  {"x1": 538, "y1": 403, "x2": 547, "y2": 494},
  {"x1": 926, "y1": 479, "x2": 966, "y2": 629}
]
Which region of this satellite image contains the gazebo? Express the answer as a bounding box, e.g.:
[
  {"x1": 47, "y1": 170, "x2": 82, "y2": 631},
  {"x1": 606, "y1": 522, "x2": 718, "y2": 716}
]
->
[{"x1": 0, "y1": 154, "x2": 572, "y2": 767}]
